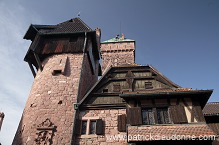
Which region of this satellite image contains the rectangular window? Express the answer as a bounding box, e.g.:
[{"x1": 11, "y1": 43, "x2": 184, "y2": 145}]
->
[
  {"x1": 145, "y1": 82, "x2": 153, "y2": 89},
  {"x1": 89, "y1": 121, "x2": 96, "y2": 134},
  {"x1": 81, "y1": 121, "x2": 87, "y2": 135},
  {"x1": 103, "y1": 89, "x2": 108, "y2": 93},
  {"x1": 80, "y1": 119, "x2": 103, "y2": 135},
  {"x1": 156, "y1": 107, "x2": 170, "y2": 124},
  {"x1": 142, "y1": 108, "x2": 154, "y2": 125},
  {"x1": 113, "y1": 83, "x2": 121, "y2": 92},
  {"x1": 142, "y1": 107, "x2": 170, "y2": 125}
]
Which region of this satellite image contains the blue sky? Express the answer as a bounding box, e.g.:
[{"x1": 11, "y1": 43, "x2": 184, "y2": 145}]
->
[{"x1": 0, "y1": 0, "x2": 218, "y2": 144}]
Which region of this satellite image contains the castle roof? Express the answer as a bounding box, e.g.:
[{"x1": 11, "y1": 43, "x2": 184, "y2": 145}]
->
[
  {"x1": 203, "y1": 102, "x2": 219, "y2": 116},
  {"x1": 24, "y1": 17, "x2": 93, "y2": 40},
  {"x1": 23, "y1": 17, "x2": 100, "y2": 71}
]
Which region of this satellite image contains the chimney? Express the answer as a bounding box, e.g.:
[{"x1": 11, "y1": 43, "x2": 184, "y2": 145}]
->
[{"x1": 95, "y1": 28, "x2": 101, "y2": 50}]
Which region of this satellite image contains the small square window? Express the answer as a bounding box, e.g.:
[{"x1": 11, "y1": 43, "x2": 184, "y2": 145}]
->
[
  {"x1": 103, "y1": 89, "x2": 108, "y2": 93},
  {"x1": 89, "y1": 121, "x2": 96, "y2": 134},
  {"x1": 113, "y1": 83, "x2": 121, "y2": 92},
  {"x1": 52, "y1": 70, "x2": 62, "y2": 76},
  {"x1": 145, "y1": 82, "x2": 153, "y2": 89}
]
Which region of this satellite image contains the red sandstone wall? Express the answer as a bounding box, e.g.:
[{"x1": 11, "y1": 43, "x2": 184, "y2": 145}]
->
[
  {"x1": 77, "y1": 53, "x2": 99, "y2": 102},
  {"x1": 13, "y1": 54, "x2": 85, "y2": 145},
  {"x1": 75, "y1": 109, "x2": 127, "y2": 145},
  {"x1": 101, "y1": 42, "x2": 135, "y2": 72}
]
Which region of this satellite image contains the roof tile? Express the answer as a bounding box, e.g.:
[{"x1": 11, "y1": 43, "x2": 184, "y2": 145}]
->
[
  {"x1": 203, "y1": 102, "x2": 219, "y2": 116},
  {"x1": 36, "y1": 17, "x2": 92, "y2": 34},
  {"x1": 122, "y1": 88, "x2": 211, "y2": 94},
  {"x1": 128, "y1": 124, "x2": 216, "y2": 141}
]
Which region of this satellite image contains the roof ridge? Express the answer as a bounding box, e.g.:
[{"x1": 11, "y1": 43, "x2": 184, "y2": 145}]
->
[
  {"x1": 56, "y1": 17, "x2": 92, "y2": 31},
  {"x1": 206, "y1": 102, "x2": 219, "y2": 104},
  {"x1": 75, "y1": 17, "x2": 92, "y2": 31}
]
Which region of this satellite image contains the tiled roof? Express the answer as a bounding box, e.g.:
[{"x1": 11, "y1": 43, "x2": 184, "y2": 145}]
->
[
  {"x1": 24, "y1": 17, "x2": 93, "y2": 40},
  {"x1": 122, "y1": 88, "x2": 211, "y2": 95},
  {"x1": 203, "y1": 102, "x2": 219, "y2": 116},
  {"x1": 128, "y1": 124, "x2": 216, "y2": 142},
  {"x1": 49, "y1": 17, "x2": 92, "y2": 33},
  {"x1": 114, "y1": 64, "x2": 150, "y2": 68}
]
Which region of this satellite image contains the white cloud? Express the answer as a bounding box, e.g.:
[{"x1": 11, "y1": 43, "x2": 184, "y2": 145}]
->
[{"x1": 0, "y1": 1, "x2": 42, "y2": 144}]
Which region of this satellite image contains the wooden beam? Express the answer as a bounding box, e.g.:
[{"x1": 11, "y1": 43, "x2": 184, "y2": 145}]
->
[
  {"x1": 109, "y1": 76, "x2": 155, "y2": 81},
  {"x1": 33, "y1": 52, "x2": 43, "y2": 71},
  {"x1": 28, "y1": 62, "x2": 36, "y2": 77},
  {"x1": 80, "y1": 103, "x2": 126, "y2": 110},
  {"x1": 182, "y1": 98, "x2": 195, "y2": 122},
  {"x1": 113, "y1": 68, "x2": 150, "y2": 73}
]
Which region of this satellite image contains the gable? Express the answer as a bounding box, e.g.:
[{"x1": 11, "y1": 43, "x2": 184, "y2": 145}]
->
[
  {"x1": 78, "y1": 65, "x2": 181, "y2": 109},
  {"x1": 96, "y1": 65, "x2": 179, "y2": 93}
]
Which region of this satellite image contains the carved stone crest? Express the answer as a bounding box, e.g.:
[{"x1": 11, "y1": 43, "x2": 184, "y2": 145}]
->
[{"x1": 35, "y1": 118, "x2": 56, "y2": 145}]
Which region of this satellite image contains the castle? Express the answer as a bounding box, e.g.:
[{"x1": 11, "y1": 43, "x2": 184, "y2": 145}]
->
[{"x1": 13, "y1": 17, "x2": 217, "y2": 145}]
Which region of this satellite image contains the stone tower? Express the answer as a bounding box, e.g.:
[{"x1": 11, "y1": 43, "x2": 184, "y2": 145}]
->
[
  {"x1": 13, "y1": 18, "x2": 101, "y2": 145},
  {"x1": 100, "y1": 33, "x2": 135, "y2": 73}
]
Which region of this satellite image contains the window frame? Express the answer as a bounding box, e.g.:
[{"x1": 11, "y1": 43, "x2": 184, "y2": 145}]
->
[
  {"x1": 145, "y1": 82, "x2": 153, "y2": 89},
  {"x1": 156, "y1": 107, "x2": 170, "y2": 124},
  {"x1": 89, "y1": 120, "x2": 96, "y2": 134},
  {"x1": 81, "y1": 120, "x2": 87, "y2": 135},
  {"x1": 80, "y1": 117, "x2": 101, "y2": 138},
  {"x1": 142, "y1": 108, "x2": 155, "y2": 125},
  {"x1": 141, "y1": 106, "x2": 170, "y2": 125},
  {"x1": 113, "y1": 83, "x2": 121, "y2": 92}
]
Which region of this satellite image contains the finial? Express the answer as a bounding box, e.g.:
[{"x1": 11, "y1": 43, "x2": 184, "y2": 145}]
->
[{"x1": 77, "y1": 12, "x2": 80, "y2": 17}]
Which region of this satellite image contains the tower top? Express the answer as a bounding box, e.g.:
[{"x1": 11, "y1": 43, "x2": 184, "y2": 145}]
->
[
  {"x1": 100, "y1": 33, "x2": 136, "y2": 73},
  {"x1": 23, "y1": 17, "x2": 101, "y2": 73},
  {"x1": 102, "y1": 33, "x2": 134, "y2": 44},
  {"x1": 24, "y1": 17, "x2": 93, "y2": 40}
]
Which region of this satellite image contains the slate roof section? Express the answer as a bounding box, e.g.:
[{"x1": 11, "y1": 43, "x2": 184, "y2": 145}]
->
[
  {"x1": 128, "y1": 124, "x2": 216, "y2": 142},
  {"x1": 120, "y1": 88, "x2": 212, "y2": 108},
  {"x1": 203, "y1": 102, "x2": 219, "y2": 116},
  {"x1": 24, "y1": 17, "x2": 93, "y2": 40},
  {"x1": 49, "y1": 18, "x2": 92, "y2": 33}
]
